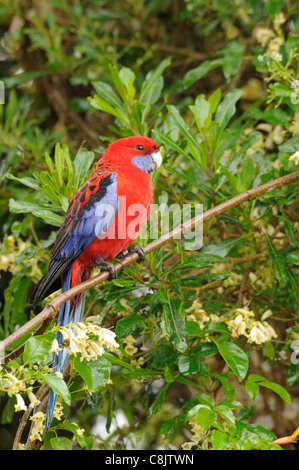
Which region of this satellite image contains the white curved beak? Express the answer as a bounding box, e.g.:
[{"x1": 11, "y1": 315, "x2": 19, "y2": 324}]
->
[{"x1": 151, "y1": 150, "x2": 162, "y2": 170}]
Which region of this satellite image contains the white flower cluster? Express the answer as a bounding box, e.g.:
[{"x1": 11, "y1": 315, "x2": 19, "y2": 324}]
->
[
  {"x1": 226, "y1": 307, "x2": 277, "y2": 344},
  {"x1": 29, "y1": 404, "x2": 66, "y2": 441},
  {"x1": 254, "y1": 12, "x2": 286, "y2": 63},
  {"x1": 54, "y1": 322, "x2": 119, "y2": 362},
  {"x1": 0, "y1": 367, "x2": 41, "y2": 415},
  {"x1": 29, "y1": 412, "x2": 45, "y2": 442},
  {"x1": 185, "y1": 301, "x2": 277, "y2": 345}
]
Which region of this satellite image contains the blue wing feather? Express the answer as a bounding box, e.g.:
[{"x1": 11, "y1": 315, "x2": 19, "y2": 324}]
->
[{"x1": 30, "y1": 173, "x2": 118, "y2": 306}]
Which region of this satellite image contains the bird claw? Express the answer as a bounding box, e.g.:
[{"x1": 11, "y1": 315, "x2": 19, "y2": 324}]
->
[
  {"x1": 116, "y1": 249, "x2": 129, "y2": 260},
  {"x1": 95, "y1": 259, "x2": 117, "y2": 280},
  {"x1": 127, "y1": 245, "x2": 146, "y2": 264}
]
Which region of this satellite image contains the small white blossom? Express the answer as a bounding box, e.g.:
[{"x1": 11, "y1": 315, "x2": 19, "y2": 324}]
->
[
  {"x1": 274, "y1": 12, "x2": 286, "y2": 27},
  {"x1": 271, "y1": 52, "x2": 283, "y2": 62},
  {"x1": 15, "y1": 394, "x2": 27, "y2": 412},
  {"x1": 50, "y1": 339, "x2": 61, "y2": 355},
  {"x1": 289, "y1": 150, "x2": 299, "y2": 165},
  {"x1": 28, "y1": 391, "x2": 40, "y2": 409},
  {"x1": 53, "y1": 402, "x2": 63, "y2": 421}
]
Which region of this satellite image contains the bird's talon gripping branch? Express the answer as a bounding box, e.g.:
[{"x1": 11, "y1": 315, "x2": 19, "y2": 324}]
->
[
  {"x1": 96, "y1": 259, "x2": 118, "y2": 281},
  {"x1": 127, "y1": 245, "x2": 146, "y2": 263},
  {"x1": 115, "y1": 249, "x2": 129, "y2": 260}
]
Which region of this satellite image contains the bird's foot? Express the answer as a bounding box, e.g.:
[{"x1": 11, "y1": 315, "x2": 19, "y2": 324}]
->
[
  {"x1": 115, "y1": 249, "x2": 129, "y2": 260},
  {"x1": 115, "y1": 246, "x2": 147, "y2": 263},
  {"x1": 95, "y1": 258, "x2": 117, "y2": 280},
  {"x1": 127, "y1": 245, "x2": 147, "y2": 264}
]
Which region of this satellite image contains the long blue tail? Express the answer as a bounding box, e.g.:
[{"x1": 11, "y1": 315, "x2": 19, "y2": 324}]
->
[{"x1": 45, "y1": 268, "x2": 86, "y2": 432}]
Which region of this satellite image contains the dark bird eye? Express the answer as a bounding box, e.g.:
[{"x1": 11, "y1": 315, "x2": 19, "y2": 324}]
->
[{"x1": 136, "y1": 145, "x2": 145, "y2": 151}]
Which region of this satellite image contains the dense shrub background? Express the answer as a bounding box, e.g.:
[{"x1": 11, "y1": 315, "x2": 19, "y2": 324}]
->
[{"x1": 0, "y1": 0, "x2": 299, "y2": 450}]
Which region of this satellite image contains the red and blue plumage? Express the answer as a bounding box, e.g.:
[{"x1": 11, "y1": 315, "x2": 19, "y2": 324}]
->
[{"x1": 30, "y1": 136, "x2": 162, "y2": 431}]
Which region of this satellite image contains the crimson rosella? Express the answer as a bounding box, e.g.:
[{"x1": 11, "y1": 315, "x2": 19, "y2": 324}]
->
[{"x1": 30, "y1": 136, "x2": 162, "y2": 431}]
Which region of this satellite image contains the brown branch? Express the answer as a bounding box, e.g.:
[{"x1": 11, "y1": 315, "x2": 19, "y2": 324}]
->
[
  {"x1": 1, "y1": 170, "x2": 299, "y2": 363},
  {"x1": 115, "y1": 38, "x2": 209, "y2": 62},
  {"x1": 237, "y1": 268, "x2": 251, "y2": 308},
  {"x1": 12, "y1": 384, "x2": 49, "y2": 450}
]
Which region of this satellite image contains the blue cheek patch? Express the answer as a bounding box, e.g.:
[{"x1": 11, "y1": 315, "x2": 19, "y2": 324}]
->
[{"x1": 133, "y1": 155, "x2": 153, "y2": 174}]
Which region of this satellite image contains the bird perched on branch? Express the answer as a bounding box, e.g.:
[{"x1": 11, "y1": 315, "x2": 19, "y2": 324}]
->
[{"x1": 30, "y1": 136, "x2": 162, "y2": 431}]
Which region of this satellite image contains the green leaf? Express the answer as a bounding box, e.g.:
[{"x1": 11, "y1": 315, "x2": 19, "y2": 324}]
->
[
  {"x1": 214, "y1": 404, "x2": 236, "y2": 426},
  {"x1": 278, "y1": 134, "x2": 299, "y2": 154},
  {"x1": 115, "y1": 313, "x2": 144, "y2": 341},
  {"x1": 119, "y1": 66, "x2": 136, "y2": 105},
  {"x1": 148, "y1": 383, "x2": 171, "y2": 418},
  {"x1": 51, "y1": 422, "x2": 94, "y2": 449},
  {"x1": 190, "y1": 94, "x2": 210, "y2": 129},
  {"x1": 222, "y1": 41, "x2": 245, "y2": 82},
  {"x1": 266, "y1": 236, "x2": 288, "y2": 286},
  {"x1": 213, "y1": 340, "x2": 248, "y2": 380},
  {"x1": 269, "y1": 82, "x2": 293, "y2": 99},
  {"x1": 89, "y1": 82, "x2": 129, "y2": 125},
  {"x1": 161, "y1": 415, "x2": 184, "y2": 439},
  {"x1": 9, "y1": 199, "x2": 63, "y2": 226},
  {"x1": 50, "y1": 436, "x2": 73, "y2": 450},
  {"x1": 153, "y1": 344, "x2": 179, "y2": 369},
  {"x1": 2, "y1": 70, "x2": 51, "y2": 89},
  {"x1": 6, "y1": 174, "x2": 40, "y2": 190},
  {"x1": 120, "y1": 367, "x2": 160, "y2": 379},
  {"x1": 54, "y1": 143, "x2": 64, "y2": 186},
  {"x1": 42, "y1": 374, "x2": 71, "y2": 405},
  {"x1": 152, "y1": 129, "x2": 193, "y2": 163},
  {"x1": 196, "y1": 393, "x2": 215, "y2": 407},
  {"x1": 140, "y1": 57, "x2": 171, "y2": 104},
  {"x1": 220, "y1": 165, "x2": 239, "y2": 194},
  {"x1": 23, "y1": 336, "x2": 50, "y2": 364},
  {"x1": 194, "y1": 342, "x2": 218, "y2": 357},
  {"x1": 232, "y1": 131, "x2": 261, "y2": 161},
  {"x1": 215, "y1": 89, "x2": 243, "y2": 131},
  {"x1": 183, "y1": 59, "x2": 222, "y2": 88},
  {"x1": 178, "y1": 352, "x2": 199, "y2": 376},
  {"x1": 74, "y1": 148, "x2": 95, "y2": 189},
  {"x1": 286, "y1": 252, "x2": 299, "y2": 265},
  {"x1": 108, "y1": 64, "x2": 130, "y2": 106},
  {"x1": 259, "y1": 381, "x2": 291, "y2": 404},
  {"x1": 103, "y1": 352, "x2": 135, "y2": 371},
  {"x1": 12, "y1": 277, "x2": 32, "y2": 323},
  {"x1": 240, "y1": 158, "x2": 255, "y2": 190},
  {"x1": 265, "y1": 0, "x2": 286, "y2": 19},
  {"x1": 200, "y1": 237, "x2": 244, "y2": 257},
  {"x1": 246, "y1": 374, "x2": 291, "y2": 404},
  {"x1": 279, "y1": 216, "x2": 295, "y2": 247},
  {"x1": 208, "y1": 88, "x2": 222, "y2": 115},
  {"x1": 195, "y1": 405, "x2": 217, "y2": 432},
  {"x1": 245, "y1": 379, "x2": 260, "y2": 400},
  {"x1": 167, "y1": 105, "x2": 200, "y2": 161},
  {"x1": 74, "y1": 356, "x2": 111, "y2": 393},
  {"x1": 161, "y1": 294, "x2": 188, "y2": 353},
  {"x1": 210, "y1": 429, "x2": 230, "y2": 450},
  {"x1": 39, "y1": 171, "x2": 60, "y2": 203}
]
